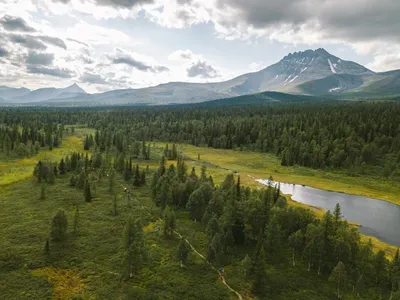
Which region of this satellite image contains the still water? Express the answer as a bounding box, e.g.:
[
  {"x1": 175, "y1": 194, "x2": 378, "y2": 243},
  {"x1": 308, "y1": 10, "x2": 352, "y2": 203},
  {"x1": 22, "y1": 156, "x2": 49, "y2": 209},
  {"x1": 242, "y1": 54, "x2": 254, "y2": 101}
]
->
[{"x1": 257, "y1": 179, "x2": 400, "y2": 246}]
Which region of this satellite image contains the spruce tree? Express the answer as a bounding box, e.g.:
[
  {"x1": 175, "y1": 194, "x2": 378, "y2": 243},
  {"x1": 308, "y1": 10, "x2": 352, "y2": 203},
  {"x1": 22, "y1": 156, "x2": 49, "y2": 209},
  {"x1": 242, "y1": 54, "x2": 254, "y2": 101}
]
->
[
  {"x1": 108, "y1": 167, "x2": 115, "y2": 193},
  {"x1": 122, "y1": 216, "x2": 144, "y2": 278},
  {"x1": 59, "y1": 158, "x2": 66, "y2": 175},
  {"x1": 133, "y1": 164, "x2": 141, "y2": 187},
  {"x1": 177, "y1": 238, "x2": 189, "y2": 266},
  {"x1": 329, "y1": 261, "x2": 347, "y2": 299},
  {"x1": 84, "y1": 180, "x2": 92, "y2": 202},
  {"x1": 50, "y1": 209, "x2": 68, "y2": 241}
]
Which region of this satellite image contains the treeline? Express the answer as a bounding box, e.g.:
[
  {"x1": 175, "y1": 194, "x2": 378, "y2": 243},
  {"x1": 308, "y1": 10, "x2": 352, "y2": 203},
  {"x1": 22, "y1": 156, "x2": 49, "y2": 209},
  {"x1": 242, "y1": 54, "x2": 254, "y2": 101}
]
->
[
  {"x1": 151, "y1": 157, "x2": 400, "y2": 299},
  {"x1": 2, "y1": 103, "x2": 400, "y2": 176},
  {"x1": 0, "y1": 122, "x2": 65, "y2": 157}
]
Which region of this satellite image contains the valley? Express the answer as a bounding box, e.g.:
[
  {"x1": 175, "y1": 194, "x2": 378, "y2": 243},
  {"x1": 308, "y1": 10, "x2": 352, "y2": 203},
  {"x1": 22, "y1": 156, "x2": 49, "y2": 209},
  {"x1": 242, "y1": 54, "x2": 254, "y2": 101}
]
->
[{"x1": 1, "y1": 103, "x2": 400, "y2": 300}]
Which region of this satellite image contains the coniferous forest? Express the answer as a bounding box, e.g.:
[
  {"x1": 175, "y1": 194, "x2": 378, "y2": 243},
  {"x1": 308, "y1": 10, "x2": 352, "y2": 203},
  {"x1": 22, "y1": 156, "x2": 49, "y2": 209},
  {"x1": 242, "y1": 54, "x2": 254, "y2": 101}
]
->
[{"x1": 1, "y1": 102, "x2": 400, "y2": 299}]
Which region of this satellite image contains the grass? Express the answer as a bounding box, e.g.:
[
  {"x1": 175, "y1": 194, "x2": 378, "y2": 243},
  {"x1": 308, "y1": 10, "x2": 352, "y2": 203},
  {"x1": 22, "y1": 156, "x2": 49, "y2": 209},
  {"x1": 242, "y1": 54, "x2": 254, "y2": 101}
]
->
[
  {"x1": 0, "y1": 127, "x2": 91, "y2": 186},
  {"x1": 0, "y1": 137, "x2": 232, "y2": 300},
  {"x1": 1, "y1": 130, "x2": 398, "y2": 299},
  {"x1": 153, "y1": 142, "x2": 400, "y2": 205},
  {"x1": 153, "y1": 142, "x2": 398, "y2": 257}
]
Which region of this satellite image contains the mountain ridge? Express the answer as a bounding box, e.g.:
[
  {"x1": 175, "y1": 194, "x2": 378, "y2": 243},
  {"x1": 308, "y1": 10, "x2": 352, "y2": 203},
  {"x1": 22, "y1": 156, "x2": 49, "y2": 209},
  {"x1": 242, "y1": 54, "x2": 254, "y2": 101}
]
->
[{"x1": 1, "y1": 48, "x2": 399, "y2": 105}]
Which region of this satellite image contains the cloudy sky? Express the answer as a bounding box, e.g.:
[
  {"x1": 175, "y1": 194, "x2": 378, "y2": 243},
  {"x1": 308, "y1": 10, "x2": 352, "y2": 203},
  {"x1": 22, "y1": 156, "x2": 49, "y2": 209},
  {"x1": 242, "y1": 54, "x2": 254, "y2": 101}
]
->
[{"x1": 0, "y1": 0, "x2": 399, "y2": 93}]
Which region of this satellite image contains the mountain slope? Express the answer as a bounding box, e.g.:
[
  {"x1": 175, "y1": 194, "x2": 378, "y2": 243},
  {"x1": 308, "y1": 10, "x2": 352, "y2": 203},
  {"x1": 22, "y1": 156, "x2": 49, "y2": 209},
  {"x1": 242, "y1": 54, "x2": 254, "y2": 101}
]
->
[
  {"x1": 219, "y1": 48, "x2": 373, "y2": 96},
  {"x1": 9, "y1": 83, "x2": 86, "y2": 103},
  {"x1": 0, "y1": 86, "x2": 30, "y2": 100},
  {"x1": 2, "y1": 48, "x2": 400, "y2": 106}
]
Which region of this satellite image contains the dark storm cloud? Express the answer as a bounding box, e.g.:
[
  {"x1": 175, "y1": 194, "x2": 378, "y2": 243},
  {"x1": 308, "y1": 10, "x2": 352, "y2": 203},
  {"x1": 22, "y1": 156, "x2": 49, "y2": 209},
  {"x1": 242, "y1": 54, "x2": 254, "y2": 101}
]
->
[
  {"x1": 215, "y1": 0, "x2": 400, "y2": 43},
  {"x1": 27, "y1": 65, "x2": 74, "y2": 78},
  {"x1": 38, "y1": 36, "x2": 67, "y2": 49},
  {"x1": 0, "y1": 15, "x2": 36, "y2": 32},
  {"x1": 112, "y1": 54, "x2": 169, "y2": 73},
  {"x1": 26, "y1": 52, "x2": 54, "y2": 65},
  {"x1": 9, "y1": 34, "x2": 47, "y2": 50},
  {"x1": 0, "y1": 46, "x2": 8, "y2": 57},
  {"x1": 80, "y1": 72, "x2": 108, "y2": 84},
  {"x1": 187, "y1": 61, "x2": 218, "y2": 78},
  {"x1": 52, "y1": 0, "x2": 154, "y2": 8}
]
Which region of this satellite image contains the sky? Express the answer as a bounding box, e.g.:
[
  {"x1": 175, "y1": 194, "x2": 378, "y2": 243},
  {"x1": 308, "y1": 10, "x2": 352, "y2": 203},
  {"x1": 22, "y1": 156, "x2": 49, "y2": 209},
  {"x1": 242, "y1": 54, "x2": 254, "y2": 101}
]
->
[{"x1": 0, "y1": 0, "x2": 399, "y2": 93}]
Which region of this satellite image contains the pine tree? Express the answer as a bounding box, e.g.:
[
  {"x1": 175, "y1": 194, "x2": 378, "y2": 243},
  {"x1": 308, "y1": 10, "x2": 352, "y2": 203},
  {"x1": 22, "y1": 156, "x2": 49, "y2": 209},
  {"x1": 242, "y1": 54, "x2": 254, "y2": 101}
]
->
[
  {"x1": 146, "y1": 144, "x2": 150, "y2": 160},
  {"x1": 171, "y1": 144, "x2": 177, "y2": 160},
  {"x1": 133, "y1": 164, "x2": 141, "y2": 187},
  {"x1": 84, "y1": 180, "x2": 92, "y2": 202},
  {"x1": 69, "y1": 174, "x2": 76, "y2": 187},
  {"x1": 163, "y1": 207, "x2": 176, "y2": 237},
  {"x1": 158, "y1": 156, "x2": 166, "y2": 176},
  {"x1": 122, "y1": 216, "x2": 144, "y2": 278},
  {"x1": 124, "y1": 161, "x2": 130, "y2": 181},
  {"x1": 108, "y1": 167, "x2": 115, "y2": 193},
  {"x1": 251, "y1": 247, "x2": 267, "y2": 295},
  {"x1": 84, "y1": 135, "x2": 90, "y2": 150},
  {"x1": 241, "y1": 254, "x2": 252, "y2": 276},
  {"x1": 50, "y1": 209, "x2": 68, "y2": 241},
  {"x1": 59, "y1": 158, "x2": 66, "y2": 175},
  {"x1": 77, "y1": 171, "x2": 86, "y2": 189},
  {"x1": 140, "y1": 169, "x2": 146, "y2": 185},
  {"x1": 177, "y1": 238, "x2": 189, "y2": 267},
  {"x1": 329, "y1": 261, "x2": 347, "y2": 299},
  {"x1": 236, "y1": 175, "x2": 241, "y2": 200}
]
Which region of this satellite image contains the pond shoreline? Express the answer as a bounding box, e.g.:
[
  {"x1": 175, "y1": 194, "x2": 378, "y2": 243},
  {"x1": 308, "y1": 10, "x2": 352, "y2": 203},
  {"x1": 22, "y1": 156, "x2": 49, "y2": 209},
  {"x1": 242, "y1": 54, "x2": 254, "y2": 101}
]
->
[{"x1": 257, "y1": 178, "x2": 400, "y2": 247}]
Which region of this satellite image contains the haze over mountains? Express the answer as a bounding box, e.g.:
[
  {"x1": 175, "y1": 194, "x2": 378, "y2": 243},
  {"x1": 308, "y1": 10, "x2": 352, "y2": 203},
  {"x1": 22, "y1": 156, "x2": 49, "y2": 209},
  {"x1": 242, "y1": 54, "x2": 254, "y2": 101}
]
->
[{"x1": 1, "y1": 48, "x2": 400, "y2": 106}]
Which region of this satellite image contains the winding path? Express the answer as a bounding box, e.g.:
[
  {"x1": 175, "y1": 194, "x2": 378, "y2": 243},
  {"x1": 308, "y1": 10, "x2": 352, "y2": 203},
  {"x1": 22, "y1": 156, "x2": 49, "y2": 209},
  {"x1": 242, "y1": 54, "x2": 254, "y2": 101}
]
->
[{"x1": 173, "y1": 229, "x2": 244, "y2": 300}]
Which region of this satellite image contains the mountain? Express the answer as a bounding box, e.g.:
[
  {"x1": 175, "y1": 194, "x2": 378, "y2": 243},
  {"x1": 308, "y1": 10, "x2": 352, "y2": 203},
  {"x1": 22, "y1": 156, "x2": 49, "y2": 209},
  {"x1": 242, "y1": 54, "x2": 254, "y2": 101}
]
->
[
  {"x1": 0, "y1": 86, "x2": 31, "y2": 100},
  {"x1": 6, "y1": 83, "x2": 86, "y2": 103},
  {"x1": 2, "y1": 48, "x2": 400, "y2": 106}
]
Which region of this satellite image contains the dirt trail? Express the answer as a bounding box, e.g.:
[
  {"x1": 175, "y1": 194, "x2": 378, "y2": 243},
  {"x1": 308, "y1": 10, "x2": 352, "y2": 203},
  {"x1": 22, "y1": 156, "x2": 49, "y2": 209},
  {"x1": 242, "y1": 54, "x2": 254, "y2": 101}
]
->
[{"x1": 173, "y1": 229, "x2": 243, "y2": 300}]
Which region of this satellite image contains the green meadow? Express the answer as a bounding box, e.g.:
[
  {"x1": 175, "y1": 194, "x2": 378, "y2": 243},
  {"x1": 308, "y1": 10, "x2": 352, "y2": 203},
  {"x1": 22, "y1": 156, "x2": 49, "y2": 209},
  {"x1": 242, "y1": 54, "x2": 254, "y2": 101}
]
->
[{"x1": 1, "y1": 130, "x2": 399, "y2": 299}]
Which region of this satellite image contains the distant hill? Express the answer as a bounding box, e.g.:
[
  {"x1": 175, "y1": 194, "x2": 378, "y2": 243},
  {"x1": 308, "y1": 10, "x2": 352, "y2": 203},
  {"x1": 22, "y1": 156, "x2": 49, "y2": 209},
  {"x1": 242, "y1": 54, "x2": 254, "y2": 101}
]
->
[
  {"x1": 4, "y1": 84, "x2": 86, "y2": 103},
  {"x1": 179, "y1": 91, "x2": 329, "y2": 108},
  {"x1": 2, "y1": 48, "x2": 400, "y2": 106},
  {"x1": 0, "y1": 86, "x2": 30, "y2": 100}
]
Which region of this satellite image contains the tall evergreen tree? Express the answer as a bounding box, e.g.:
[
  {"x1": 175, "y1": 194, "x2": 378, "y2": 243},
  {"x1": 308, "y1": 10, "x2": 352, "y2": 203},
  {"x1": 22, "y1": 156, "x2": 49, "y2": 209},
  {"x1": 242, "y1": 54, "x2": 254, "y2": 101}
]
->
[{"x1": 50, "y1": 209, "x2": 68, "y2": 241}]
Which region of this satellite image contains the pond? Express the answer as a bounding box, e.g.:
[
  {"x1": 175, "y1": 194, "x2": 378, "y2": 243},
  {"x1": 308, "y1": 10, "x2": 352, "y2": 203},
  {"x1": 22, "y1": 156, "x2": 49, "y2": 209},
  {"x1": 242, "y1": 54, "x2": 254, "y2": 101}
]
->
[{"x1": 257, "y1": 179, "x2": 400, "y2": 246}]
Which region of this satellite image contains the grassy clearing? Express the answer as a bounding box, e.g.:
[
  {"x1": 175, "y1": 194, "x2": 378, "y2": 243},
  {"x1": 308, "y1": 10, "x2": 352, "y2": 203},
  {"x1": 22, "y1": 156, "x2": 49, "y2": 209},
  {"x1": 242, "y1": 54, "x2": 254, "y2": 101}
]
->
[
  {"x1": 0, "y1": 166, "x2": 231, "y2": 299},
  {"x1": 152, "y1": 142, "x2": 397, "y2": 257},
  {"x1": 153, "y1": 142, "x2": 399, "y2": 205},
  {"x1": 0, "y1": 128, "x2": 91, "y2": 186}
]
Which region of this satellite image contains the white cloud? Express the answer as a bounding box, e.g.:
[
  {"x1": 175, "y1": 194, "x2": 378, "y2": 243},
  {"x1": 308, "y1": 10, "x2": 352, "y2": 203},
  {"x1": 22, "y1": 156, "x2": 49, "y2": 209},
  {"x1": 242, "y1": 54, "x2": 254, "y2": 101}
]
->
[{"x1": 66, "y1": 22, "x2": 133, "y2": 46}]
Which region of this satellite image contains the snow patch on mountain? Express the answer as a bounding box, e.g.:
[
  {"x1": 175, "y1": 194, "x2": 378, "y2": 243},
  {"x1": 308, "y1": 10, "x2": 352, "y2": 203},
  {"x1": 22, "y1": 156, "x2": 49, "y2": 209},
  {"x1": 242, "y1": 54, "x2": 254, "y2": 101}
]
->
[
  {"x1": 329, "y1": 87, "x2": 342, "y2": 92},
  {"x1": 328, "y1": 59, "x2": 337, "y2": 74},
  {"x1": 288, "y1": 75, "x2": 298, "y2": 83},
  {"x1": 300, "y1": 67, "x2": 308, "y2": 74},
  {"x1": 284, "y1": 74, "x2": 293, "y2": 83}
]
